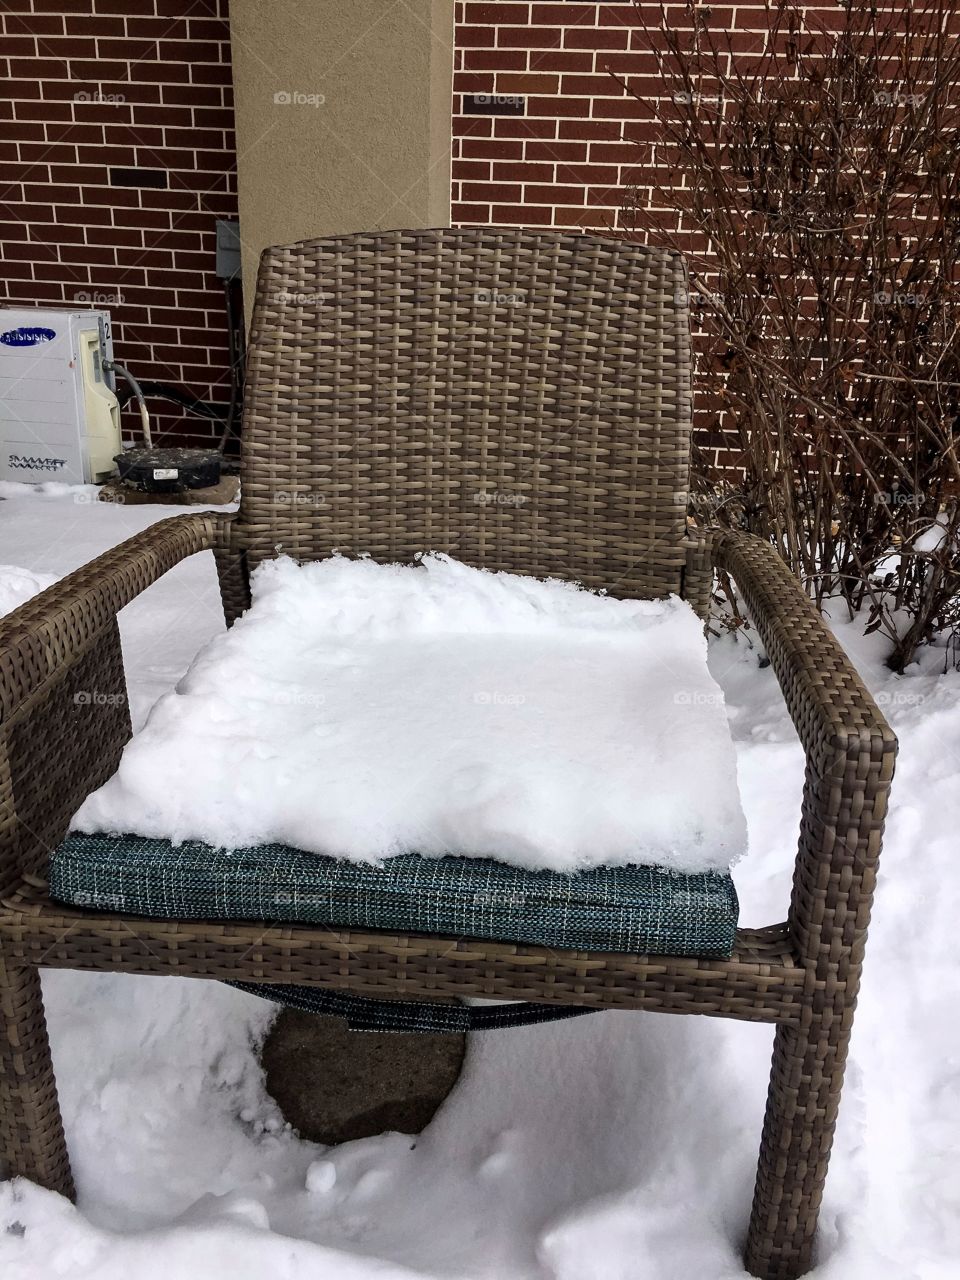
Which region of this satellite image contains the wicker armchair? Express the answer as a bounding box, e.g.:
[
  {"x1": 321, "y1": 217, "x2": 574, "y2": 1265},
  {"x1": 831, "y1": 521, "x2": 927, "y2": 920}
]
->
[{"x1": 0, "y1": 229, "x2": 896, "y2": 1280}]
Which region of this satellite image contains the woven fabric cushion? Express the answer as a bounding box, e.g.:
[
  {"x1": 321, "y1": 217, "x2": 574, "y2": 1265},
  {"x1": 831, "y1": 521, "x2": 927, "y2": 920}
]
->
[{"x1": 49, "y1": 834, "x2": 739, "y2": 958}]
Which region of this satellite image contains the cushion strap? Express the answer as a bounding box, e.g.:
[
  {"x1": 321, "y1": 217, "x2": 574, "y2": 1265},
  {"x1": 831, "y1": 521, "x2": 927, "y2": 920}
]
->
[{"x1": 228, "y1": 980, "x2": 600, "y2": 1034}]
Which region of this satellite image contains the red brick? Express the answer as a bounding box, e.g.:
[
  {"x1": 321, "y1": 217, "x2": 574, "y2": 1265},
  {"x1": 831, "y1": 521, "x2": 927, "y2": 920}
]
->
[
  {"x1": 461, "y1": 49, "x2": 528, "y2": 70},
  {"x1": 588, "y1": 140, "x2": 641, "y2": 163},
  {"x1": 490, "y1": 203, "x2": 553, "y2": 225},
  {"x1": 531, "y1": 4, "x2": 599, "y2": 23},
  {"x1": 103, "y1": 124, "x2": 164, "y2": 146},
  {"x1": 452, "y1": 158, "x2": 492, "y2": 179},
  {"x1": 0, "y1": 260, "x2": 36, "y2": 281},
  {"x1": 453, "y1": 72, "x2": 496, "y2": 93},
  {"x1": 17, "y1": 141, "x2": 76, "y2": 163},
  {"x1": 34, "y1": 259, "x2": 89, "y2": 283},
  {"x1": 453, "y1": 114, "x2": 493, "y2": 136},
  {"x1": 558, "y1": 117, "x2": 624, "y2": 139},
  {"x1": 560, "y1": 73, "x2": 628, "y2": 94},
  {"x1": 11, "y1": 15, "x2": 65, "y2": 35},
  {"x1": 525, "y1": 139, "x2": 588, "y2": 161},
  {"x1": 461, "y1": 136, "x2": 524, "y2": 159},
  {"x1": 591, "y1": 95, "x2": 652, "y2": 119},
  {"x1": 87, "y1": 224, "x2": 143, "y2": 246},
  {"x1": 1, "y1": 36, "x2": 39, "y2": 56},
  {"x1": 96, "y1": 37, "x2": 160, "y2": 60},
  {"x1": 584, "y1": 183, "x2": 624, "y2": 205},
  {"x1": 159, "y1": 38, "x2": 222, "y2": 62},
  {"x1": 190, "y1": 106, "x2": 234, "y2": 128},
  {"x1": 497, "y1": 72, "x2": 560, "y2": 93},
  {"x1": 4, "y1": 78, "x2": 43, "y2": 100},
  {"x1": 458, "y1": 25, "x2": 498, "y2": 47},
  {"x1": 131, "y1": 104, "x2": 193, "y2": 126},
  {"x1": 558, "y1": 157, "x2": 620, "y2": 184},
  {"x1": 522, "y1": 182, "x2": 585, "y2": 203},
  {"x1": 493, "y1": 117, "x2": 557, "y2": 137},
  {"x1": 67, "y1": 58, "x2": 131, "y2": 80},
  {"x1": 552, "y1": 205, "x2": 612, "y2": 227},
  {"x1": 35, "y1": 221, "x2": 87, "y2": 244},
  {"x1": 493, "y1": 160, "x2": 553, "y2": 182},
  {"x1": 596, "y1": 51, "x2": 659, "y2": 73},
  {"x1": 498, "y1": 26, "x2": 562, "y2": 48},
  {"x1": 187, "y1": 61, "x2": 233, "y2": 85},
  {"x1": 528, "y1": 49, "x2": 595, "y2": 70},
  {"x1": 0, "y1": 239, "x2": 57, "y2": 261},
  {"x1": 563, "y1": 26, "x2": 630, "y2": 49},
  {"x1": 529, "y1": 91, "x2": 598, "y2": 118},
  {"x1": 462, "y1": 180, "x2": 522, "y2": 201},
  {"x1": 452, "y1": 202, "x2": 493, "y2": 222},
  {"x1": 464, "y1": 3, "x2": 531, "y2": 22},
  {"x1": 136, "y1": 60, "x2": 191, "y2": 83},
  {"x1": 75, "y1": 143, "x2": 132, "y2": 164},
  {"x1": 65, "y1": 15, "x2": 126, "y2": 36},
  {"x1": 2, "y1": 121, "x2": 46, "y2": 141}
]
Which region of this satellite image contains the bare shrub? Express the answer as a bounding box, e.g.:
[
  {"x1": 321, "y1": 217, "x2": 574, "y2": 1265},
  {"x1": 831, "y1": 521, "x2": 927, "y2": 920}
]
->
[{"x1": 621, "y1": 0, "x2": 960, "y2": 670}]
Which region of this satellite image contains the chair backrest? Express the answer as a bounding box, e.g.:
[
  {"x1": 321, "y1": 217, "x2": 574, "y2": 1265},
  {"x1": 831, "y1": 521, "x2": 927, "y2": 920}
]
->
[{"x1": 236, "y1": 227, "x2": 693, "y2": 599}]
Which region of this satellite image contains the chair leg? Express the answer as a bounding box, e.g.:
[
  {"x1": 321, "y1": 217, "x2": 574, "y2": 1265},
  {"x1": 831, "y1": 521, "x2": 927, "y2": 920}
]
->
[
  {"x1": 744, "y1": 1014, "x2": 850, "y2": 1280},
  {"x1": 213, "y1": 546, "x2": 250, "y2": 628},
  {"x1": 0, "y1": 958, "x2": 74, "y2": 1198}
]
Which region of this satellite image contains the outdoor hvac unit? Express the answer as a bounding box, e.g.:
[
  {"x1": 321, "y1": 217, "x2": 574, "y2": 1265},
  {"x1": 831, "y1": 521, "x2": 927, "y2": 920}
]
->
[{"x1": 0, "y1": 307, "x2": 121, "y2": 485}]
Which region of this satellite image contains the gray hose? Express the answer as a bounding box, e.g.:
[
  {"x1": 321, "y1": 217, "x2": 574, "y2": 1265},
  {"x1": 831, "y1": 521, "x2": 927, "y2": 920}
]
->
[{"x1": 103, "y1": 359, "x2": 152, "y2": 448}]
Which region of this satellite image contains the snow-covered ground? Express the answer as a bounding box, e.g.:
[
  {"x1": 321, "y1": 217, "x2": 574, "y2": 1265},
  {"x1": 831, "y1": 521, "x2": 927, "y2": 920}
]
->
[{"x1": 1, "y1": 483, "x2": 958, "y2": 1280}]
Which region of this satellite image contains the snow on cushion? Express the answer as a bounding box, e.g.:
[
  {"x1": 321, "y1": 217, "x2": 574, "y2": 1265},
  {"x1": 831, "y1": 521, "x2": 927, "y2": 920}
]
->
[
  {"x1": 48, "y1": 834, "x2": 739, "y2": 958},
  {"x1": 71, "y1": 553, "x2": 747, "y2": 876}
]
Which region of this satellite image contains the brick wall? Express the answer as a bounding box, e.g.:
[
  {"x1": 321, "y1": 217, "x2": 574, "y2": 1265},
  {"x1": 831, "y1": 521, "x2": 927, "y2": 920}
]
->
[
  {"x1": 453, "y1": 1, "x2": 655, "y2": 233},
  {"x1": 450, "y1": 1, "x2": 843, "y2": 476},
  {"x1": 451, "y1": 2, "x2": 834, "y2": 236},
  {"x1": 0, "y1": 0, "x2": 237, "y2": 451}
]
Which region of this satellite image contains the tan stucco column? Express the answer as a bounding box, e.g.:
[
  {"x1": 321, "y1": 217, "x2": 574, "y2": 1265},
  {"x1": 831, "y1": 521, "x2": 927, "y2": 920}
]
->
[{"x1": 229, "y1": 0, "x2": 454, "y2": 316}]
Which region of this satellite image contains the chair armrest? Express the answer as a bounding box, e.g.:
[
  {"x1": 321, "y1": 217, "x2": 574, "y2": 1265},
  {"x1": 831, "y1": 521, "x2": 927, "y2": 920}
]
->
[
  {"x1": 715, "y1": 529, "x2": 897, "y2": 969},
  {"x1": 714, "y1": 529, "x2": 896, "y2": 774},
  {"x1": 0, "y1": 511, "x2": 233, "y2": 896},
  {"x1": 0, "y1": 512, "x2": 230, "y2": 723}
]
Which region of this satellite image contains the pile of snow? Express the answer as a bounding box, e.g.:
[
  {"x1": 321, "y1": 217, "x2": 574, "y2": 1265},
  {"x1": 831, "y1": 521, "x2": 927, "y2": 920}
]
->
[
  {"x1": 0, "y1": 563, "x2": 57, "y2": 617},
  {"x1": 73, "y1": 553, "x2": 746, "y2": 874}
]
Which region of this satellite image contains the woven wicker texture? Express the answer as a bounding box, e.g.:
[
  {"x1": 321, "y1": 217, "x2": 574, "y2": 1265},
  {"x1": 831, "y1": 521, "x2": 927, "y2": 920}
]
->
[
  {"x1": 49, "y1": 833, "x2": 739, "y2": 958},
  {"x1": 231, "y1": 227, "x2": 693, "y2": 599},
  {"x1": 0, "y1": 231, "x2": 898, "y2": 1280}
]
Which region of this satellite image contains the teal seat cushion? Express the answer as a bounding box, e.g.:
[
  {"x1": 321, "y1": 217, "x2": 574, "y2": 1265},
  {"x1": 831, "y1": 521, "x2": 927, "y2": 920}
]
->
[{"x1": 49, "y1": 833, "x2": 739, "y2": 958}]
